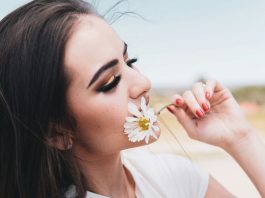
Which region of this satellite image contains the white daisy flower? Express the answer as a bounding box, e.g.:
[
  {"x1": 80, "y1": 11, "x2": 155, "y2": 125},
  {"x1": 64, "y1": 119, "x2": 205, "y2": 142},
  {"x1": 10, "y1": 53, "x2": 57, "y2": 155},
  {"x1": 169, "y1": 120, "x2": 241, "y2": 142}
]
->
[{"x1": 123, "y1": 96, "x2": 159, "y2": 144}]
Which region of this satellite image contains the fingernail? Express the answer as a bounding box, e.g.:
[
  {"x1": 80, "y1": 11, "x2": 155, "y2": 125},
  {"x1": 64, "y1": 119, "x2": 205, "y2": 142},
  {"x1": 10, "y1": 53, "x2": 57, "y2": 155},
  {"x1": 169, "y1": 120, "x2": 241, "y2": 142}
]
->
[
  {"x1": 195, "y1": 109, "x2": 204, "y2": 118},
  {"x1": 167, "y1": 106, "x2": 174, "y2": 114},
  {"x1": 175, "y1": 98, "x2": 182, "y2": 105},
  {"x1": 205, "y1": 91, "x2": 211, "y2": 99},
  {"x1": 202, "y1": 103, "x2": 209, "y2": 111}
]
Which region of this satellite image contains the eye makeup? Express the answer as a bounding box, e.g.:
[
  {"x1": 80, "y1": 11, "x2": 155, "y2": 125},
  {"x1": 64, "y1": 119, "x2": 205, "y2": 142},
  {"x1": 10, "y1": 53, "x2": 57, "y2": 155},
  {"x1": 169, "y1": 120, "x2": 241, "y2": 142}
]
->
[
  {"x1": 96, "y1": 58, "x2": 138, "y2": 93},
  {"x1": 96, "y1": 74, "x2": 121, "y2": 92}
]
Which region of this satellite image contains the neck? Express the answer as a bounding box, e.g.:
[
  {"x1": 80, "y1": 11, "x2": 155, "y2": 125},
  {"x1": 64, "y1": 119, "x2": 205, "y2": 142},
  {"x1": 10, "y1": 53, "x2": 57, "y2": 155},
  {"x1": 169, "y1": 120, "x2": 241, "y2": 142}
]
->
[{"x1": 76, "y1": 152, "x2": 135, "y2": 197}]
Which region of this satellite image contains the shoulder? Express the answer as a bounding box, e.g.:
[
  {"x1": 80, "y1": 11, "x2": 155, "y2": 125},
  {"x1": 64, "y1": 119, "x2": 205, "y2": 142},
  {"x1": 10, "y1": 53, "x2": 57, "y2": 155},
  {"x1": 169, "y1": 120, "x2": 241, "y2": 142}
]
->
[
  {"x1": 122, "y1": 148, "x2": 209, "y2": 198},
  {"x1": 122, "y1": 148, "x2": 207, "y2": 176}
]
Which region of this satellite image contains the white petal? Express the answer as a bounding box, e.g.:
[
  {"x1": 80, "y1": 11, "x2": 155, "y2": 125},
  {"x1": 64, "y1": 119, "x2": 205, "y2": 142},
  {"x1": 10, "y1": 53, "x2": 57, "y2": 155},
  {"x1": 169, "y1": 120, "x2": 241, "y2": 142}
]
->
[
  {"x1": 149, "y1": 115, "x2": 157, "y2": 123},
  {"x1": 125, "y1": 117, "x2": 138, "y2": 122},
  {"x1": 147, "y1": 108, "x2": 155, "y2": 116},
  {"x1": 124, "y1": 122, "x2": 138, "y2": 129},
  {"x1": 128, "y1": 133, "x2": 135, "y2": 138},
  {"x1": 151, "y1": 131, "x2": 158, "y2": 139},
  {"x1": 127, "y1": 131, "x2": 138, "y2": 142},
  {"x1": 129, "y1": 127, "x2": 139, "y2": 134},
  {"x1": 128, "y1": 102, "x2": 142, "y2": 118},
  {"x1": 130, "y1": 133, "x2": 141, "y2": 142},
  {"x1": 143, "y1": 109, "x2": 157, "y2": 123},
  {"x1": 128, "y1": 128, "x2": 141, "y2": 138},
  {"x1": 134, "y1": 131, "x2": 146, "y2": 142},
  {"x1": 124, "y1": 128, "x2": 134, "y2": 134},
  {"x1": 138, "y1": 136, "x2": 144, "y2": 141},
  {"x1": 124, "y1": 127, "x2": 137, "y2": 132},
  {"x1": 138, "y1": 132, "x2": 147, "y2": 141},
  {"x1": 140, "y1": 97, "x2": 148, "y2": 114},
  {"x1": 145, "y1": 135, "x2": 150, "y2": 144},
  {"x1": 151, "y1": 125, "x2": 160, "y2": 132},
  {"x1": 128, "y1": 137, "x2": 137, "y2": 142},
  {"x1": 124, "y1": 125, "x2": 139, "y2": 133},
  {"x1": 143, "y1": 109, "x2": 149, "y2": 119}
]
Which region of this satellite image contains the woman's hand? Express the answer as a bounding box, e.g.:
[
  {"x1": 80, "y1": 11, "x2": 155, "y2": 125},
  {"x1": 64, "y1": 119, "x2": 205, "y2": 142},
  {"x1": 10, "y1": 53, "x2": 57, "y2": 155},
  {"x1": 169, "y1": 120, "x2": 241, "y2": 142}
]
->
[
  {"x1": 167, "y1": 79, "x2": 252, "y2": 150},
  {"x1": 167, "y1": 79, "x2": 265, "y2": 197}
]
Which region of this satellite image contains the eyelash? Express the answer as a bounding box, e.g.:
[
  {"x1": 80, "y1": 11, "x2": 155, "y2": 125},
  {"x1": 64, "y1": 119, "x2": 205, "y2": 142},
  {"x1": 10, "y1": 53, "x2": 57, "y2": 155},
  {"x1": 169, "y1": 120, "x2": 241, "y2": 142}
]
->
[
  {"x1": 126, "y1": 58, "x2": 138, "y2": 68},
  {"x1": 97, "y1": 58, "x2": 138, "y2": 93},
  {"x1": 97, "y1": 75, "x2": 121, "y2": 92}
]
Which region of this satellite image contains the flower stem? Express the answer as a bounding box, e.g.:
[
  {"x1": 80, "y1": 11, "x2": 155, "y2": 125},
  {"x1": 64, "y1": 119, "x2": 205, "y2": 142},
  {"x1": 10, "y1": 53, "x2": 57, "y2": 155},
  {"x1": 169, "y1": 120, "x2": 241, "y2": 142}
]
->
[{"x1": 156, "y1": 103, "x2": 174, "y2": 115}]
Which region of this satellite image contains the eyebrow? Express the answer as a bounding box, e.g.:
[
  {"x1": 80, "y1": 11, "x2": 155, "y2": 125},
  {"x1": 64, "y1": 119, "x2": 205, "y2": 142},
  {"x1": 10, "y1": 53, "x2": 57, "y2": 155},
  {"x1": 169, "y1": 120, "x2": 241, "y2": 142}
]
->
[
  {"x1": 87, "y1": 42, "x2": 127, "y2": 88},
  {"x1": 87, "y1": 59, "x2": 118, "y2": 88}
]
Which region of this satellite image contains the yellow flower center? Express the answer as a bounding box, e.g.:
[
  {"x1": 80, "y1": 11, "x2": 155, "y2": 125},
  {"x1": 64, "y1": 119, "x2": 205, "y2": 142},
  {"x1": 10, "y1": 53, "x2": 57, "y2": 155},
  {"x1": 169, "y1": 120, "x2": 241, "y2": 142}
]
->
[{"x1": 138, "y1": 117, "x2": 150, "y2": 131}]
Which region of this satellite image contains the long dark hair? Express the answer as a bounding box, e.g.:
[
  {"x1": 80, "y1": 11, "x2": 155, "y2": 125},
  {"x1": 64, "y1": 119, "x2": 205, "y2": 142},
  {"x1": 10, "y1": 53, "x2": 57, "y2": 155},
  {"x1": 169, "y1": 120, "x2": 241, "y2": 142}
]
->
[{"x1": 0, "y1": 0, "x2": 96, "y2": 197}]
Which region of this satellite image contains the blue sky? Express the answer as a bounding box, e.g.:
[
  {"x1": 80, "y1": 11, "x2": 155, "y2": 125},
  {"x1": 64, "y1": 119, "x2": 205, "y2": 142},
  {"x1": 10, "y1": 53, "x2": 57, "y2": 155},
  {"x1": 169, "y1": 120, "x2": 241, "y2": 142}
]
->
[{"x1": 1, "y1": 0, "x2": 265, "y2": 88}]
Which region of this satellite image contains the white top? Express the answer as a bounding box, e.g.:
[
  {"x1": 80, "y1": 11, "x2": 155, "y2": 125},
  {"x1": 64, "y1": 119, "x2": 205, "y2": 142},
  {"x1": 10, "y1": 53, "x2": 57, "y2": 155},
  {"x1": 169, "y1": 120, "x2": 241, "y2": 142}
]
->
[{"x1": 65, "y1": 148, "x2": 209, "y2": 198}]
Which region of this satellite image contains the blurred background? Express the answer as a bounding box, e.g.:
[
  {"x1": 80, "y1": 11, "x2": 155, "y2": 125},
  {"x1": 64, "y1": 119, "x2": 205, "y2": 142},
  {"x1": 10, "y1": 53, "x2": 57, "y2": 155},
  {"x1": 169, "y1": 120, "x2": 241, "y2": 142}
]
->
[{"x1": 1, "y1": 0, "x2": 265, "y2": 197}]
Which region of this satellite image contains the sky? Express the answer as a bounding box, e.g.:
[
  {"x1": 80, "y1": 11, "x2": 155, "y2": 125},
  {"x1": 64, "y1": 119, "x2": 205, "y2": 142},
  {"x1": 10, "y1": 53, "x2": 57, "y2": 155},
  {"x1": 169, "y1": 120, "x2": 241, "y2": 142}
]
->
[{"x1": 1, "y1": 0, "x2": 265, "y2": 88}]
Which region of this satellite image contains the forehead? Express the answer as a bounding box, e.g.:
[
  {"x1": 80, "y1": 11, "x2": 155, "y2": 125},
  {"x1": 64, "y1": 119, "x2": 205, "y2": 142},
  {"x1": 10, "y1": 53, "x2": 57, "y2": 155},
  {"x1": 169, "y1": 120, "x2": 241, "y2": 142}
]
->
[{"x1": 64, "y1": 15, "x2": 123, "y2": 80}]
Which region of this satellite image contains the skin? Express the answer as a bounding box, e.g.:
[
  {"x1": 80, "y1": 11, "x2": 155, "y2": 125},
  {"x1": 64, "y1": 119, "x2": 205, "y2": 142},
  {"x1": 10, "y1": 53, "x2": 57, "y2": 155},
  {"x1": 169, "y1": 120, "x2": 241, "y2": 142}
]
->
[
  {"x1": 64, "y1": 15, "x2": 160, "y2": 197},
  {"x1": 65, "y1": 15, "x2": 160, "y2": 157},
  {"x1": 60, "y1": 14, "x2": 265, "y2": 197},
  {"x1": 168, "y1": 79, "x2": 265, "y2": 197}
]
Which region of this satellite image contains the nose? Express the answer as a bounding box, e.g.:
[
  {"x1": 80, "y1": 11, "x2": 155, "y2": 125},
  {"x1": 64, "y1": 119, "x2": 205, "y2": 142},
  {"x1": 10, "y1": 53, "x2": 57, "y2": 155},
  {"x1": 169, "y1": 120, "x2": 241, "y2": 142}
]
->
[{"x1": 128, "y1": 71, "x2": 151, "y2": 100}]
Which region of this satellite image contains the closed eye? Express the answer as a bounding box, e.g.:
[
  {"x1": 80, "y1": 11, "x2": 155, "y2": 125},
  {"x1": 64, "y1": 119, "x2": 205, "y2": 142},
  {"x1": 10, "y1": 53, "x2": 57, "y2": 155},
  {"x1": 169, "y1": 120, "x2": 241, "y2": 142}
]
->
[{"x1": 97, "y1": 75, "x2": 121, "y2": 92}]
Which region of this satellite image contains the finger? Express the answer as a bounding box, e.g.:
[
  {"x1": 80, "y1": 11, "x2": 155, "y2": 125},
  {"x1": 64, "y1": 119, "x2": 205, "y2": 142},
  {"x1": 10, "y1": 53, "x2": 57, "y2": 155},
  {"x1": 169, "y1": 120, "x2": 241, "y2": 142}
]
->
[
  {"x1": 171, "y1": 94, "x2": 184, "y2": 106},
  {"x1": 171, "y1": 94, "x2": 190, "y2": 114},
  {"x1": 204, "y1": 79, "x2": 216, "y2": 99},
  {"x1": 192, "y1": 82, "x2": 210, "y2": 112},
  {"x1": 182, "y1": 90, "x2": 205, "y2": 118},
  {"x1": 204, "y1": 79, "x2": 225, "y2": 99},
  {"x1": 167, "y1": 104, "x2": 196, "y2": 119},
  {"x1": 170, "y1": 93, "x2": 200, "y2": 117}
]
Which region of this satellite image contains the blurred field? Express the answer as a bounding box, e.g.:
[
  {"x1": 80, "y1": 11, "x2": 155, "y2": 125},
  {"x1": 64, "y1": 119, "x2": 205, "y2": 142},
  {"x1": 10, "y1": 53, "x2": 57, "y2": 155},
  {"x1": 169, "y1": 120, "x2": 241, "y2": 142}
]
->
[{"x1": 146, "y1": 87, "x2": 265, "y2": 198}]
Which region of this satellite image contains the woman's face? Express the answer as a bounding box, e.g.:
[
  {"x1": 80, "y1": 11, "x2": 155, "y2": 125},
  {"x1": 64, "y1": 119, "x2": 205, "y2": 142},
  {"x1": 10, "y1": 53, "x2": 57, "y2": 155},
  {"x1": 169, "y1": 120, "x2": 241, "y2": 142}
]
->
[{"x1": 64, "y1": 15, "x2": 161, "y2": 157}]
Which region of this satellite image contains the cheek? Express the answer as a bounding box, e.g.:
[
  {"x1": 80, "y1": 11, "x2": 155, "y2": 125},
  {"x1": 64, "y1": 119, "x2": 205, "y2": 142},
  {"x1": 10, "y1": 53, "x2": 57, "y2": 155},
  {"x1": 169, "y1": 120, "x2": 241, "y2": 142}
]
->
[
  {"x1": 67, "y1": 82, "x2": 132, "y2": 152},
  {"x1": 72, "y1": 98, "x2": 131, "y2": 154},
  {"x1": 95, "y1": 104, "x2": 126, "y2": 131},
  {"x1": 71, "y1": 95, "x2": 128, "y2": 138}
]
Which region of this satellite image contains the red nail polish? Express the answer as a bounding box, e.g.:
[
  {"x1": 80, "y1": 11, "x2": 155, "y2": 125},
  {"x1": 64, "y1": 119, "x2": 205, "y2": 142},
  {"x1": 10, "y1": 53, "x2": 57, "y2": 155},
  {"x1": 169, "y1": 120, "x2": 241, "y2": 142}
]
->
[
  {"x1": 167, "y1": 107, "x2": 174, "y2": 114},
  {"x1": 202, "y1": 103, "x2": 209, "y2": 111},
  {"x1": 205, "y1": 92, "x2": 211, "y2": 99},
  {"x1": 175, "y1": 98, "x2": 182, "y2": 105},
  {"x1": 195, "y1": 109, "x2": 204, "y2": 118}
]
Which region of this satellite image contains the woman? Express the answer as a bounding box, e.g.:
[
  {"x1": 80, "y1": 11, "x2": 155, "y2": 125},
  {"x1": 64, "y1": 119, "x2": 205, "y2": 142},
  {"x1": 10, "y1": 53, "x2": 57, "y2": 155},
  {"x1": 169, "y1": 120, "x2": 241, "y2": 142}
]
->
[{"x1": 0, "y1": 0, "x2": 264, "y2": 197}]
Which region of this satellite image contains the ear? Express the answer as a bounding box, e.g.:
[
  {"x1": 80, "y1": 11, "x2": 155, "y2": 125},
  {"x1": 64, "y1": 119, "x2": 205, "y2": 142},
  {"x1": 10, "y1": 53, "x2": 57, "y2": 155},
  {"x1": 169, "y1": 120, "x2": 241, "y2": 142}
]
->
[
  {"x1": 46, "y1": 133, "x2": 74, "y2": 150},
  {"x1": 46, "y1": 123, "x2": 75, "y2": 150}
]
